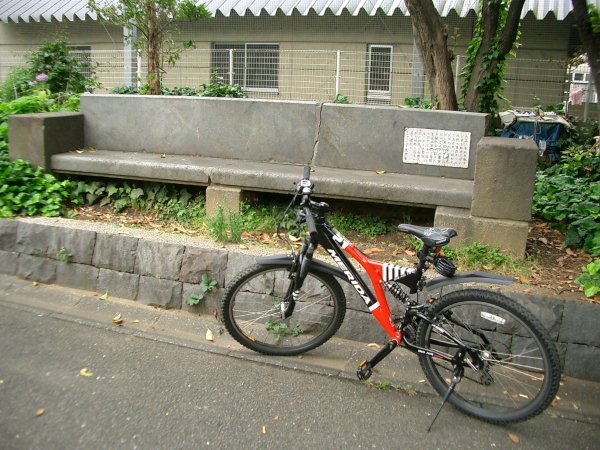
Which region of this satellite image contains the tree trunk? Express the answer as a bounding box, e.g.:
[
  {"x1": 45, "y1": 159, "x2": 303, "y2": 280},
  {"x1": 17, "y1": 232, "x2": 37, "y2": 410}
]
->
[
  {"x1": 572, "y1": 0, "x2": 600, "y2": 121},
  {"x1": 463, "y1": 0, "x2": 525, "y2": 112},
  {"x1": 146, "y1": 1, "x2": 161, "y2": 95},
  {"x1": 405, "y1": 0, "x2": 458, "y2": 110}
]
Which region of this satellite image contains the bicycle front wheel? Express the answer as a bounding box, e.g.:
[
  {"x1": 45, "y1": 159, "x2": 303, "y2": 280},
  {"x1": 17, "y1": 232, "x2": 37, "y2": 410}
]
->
[
  {"x1": 417, "y1": 289, "x2": 560, "y2": 424},
  {"x1": 222, "y1": 263, "x2": 346, "y2": 356}
]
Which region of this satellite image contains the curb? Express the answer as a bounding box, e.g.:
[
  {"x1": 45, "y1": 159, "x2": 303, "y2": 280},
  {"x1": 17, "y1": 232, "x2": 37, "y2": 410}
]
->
[{"x1": 1, "y1": 216, "x2": 600, "y2": 382}]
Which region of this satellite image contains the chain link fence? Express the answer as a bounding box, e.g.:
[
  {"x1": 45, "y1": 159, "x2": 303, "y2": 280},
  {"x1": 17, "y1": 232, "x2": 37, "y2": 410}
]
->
[{"x1": 0, "y1": 48, "x2": 595, "y2": 118}]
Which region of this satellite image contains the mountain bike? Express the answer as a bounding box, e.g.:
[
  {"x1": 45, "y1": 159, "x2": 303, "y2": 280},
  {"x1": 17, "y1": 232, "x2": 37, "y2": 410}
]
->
[{"x1": 221, "y1": 166, "x2": 561, "y2": 429}]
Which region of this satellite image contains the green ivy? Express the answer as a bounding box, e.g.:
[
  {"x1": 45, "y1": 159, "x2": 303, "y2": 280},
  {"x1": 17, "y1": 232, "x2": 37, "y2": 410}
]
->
[
  {"x1": 186, "y1": 273, "x2": 218, "y2": 306},
  {"x1": 575, "y1": 259, "x2": 600, "y2": 298},
  {"x1": 0, "y1": 159, "x2": 71, "y2": 217},
  {"x1": 460, "y1": 0, "x2": 520, "y2": 116},
  {"x1": 532, "y1": 147, "x2": 600, "y2": 256}
]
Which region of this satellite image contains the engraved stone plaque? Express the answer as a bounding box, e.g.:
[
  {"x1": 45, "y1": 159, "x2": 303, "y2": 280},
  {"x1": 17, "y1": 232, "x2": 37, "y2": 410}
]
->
[{"x1": 403, "y1": 128, "x2": 471, "y2": 168}]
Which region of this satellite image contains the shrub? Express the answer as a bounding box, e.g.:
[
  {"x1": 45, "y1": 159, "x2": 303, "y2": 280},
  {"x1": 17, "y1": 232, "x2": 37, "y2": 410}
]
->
[
  {"x1": 532, "y1": 146, "x2": 600, "y2": 256},
  {"x1": 200, "y1": 73, "x2": 246, "y2": 98},
  {"x1": 0, "y1": 159, "x2": 71, "y2": 217},
  {"x1": 0, "y1": 66, "x2": 34, "y2": 101},
  {"x1": 27, "y1": 40, "x2": 97, "y2": 94}
]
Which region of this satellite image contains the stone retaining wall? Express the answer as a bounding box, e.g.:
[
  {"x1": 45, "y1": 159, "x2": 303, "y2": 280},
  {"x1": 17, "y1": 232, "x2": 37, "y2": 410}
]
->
[{"x1": 2, "y1": 218, "x2": 599, "y2": 381}]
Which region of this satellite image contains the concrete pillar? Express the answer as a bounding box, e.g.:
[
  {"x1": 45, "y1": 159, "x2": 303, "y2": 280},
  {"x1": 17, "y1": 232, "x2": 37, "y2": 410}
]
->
[
  {"x1": 8, "y1": 112, "x2": 84, "y2": 170},
  {"x1": 206, "y1": 185, "x2": 243, "y2": 217},
  {"x1": 471, "y1": 136, "x2": 538, "y2": 222},
  {"x1": 123, "y1": 25, "x2": 138, "y2": 87}
]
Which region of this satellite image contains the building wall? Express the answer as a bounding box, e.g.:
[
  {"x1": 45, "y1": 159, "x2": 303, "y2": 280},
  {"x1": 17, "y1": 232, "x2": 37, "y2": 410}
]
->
[{"x1": 0, "y1": 11, "x2": 575, "y2": 107}]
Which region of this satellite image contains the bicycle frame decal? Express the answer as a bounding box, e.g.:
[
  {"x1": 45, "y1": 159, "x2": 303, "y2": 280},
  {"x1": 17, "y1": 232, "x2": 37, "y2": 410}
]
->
[{"x1": 317, "y1": 224, "x2": 401, "y2": 342}]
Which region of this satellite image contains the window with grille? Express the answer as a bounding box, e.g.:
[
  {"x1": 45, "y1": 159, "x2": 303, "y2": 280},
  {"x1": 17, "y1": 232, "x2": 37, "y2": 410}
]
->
[
  {"x1": 211, "y1": 43, "x2": 279, "y2": 92},
  {"x1": 367, "y1": 45, "x2": 392, "y2": 101}
]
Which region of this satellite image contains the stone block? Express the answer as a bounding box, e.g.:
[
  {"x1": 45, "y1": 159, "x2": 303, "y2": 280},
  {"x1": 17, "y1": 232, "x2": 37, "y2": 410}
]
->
[
  {"x1": 224, "y1": 251, "x2": 256, "y2": 288},
  {"x1": 97, "y1": 269, "x2": 140, "y2": 300},
  {"x1": 47, "y1": 227, "x2": 96, "y2": 264},
  {"x1": 470, "y1": 216, "x2": 529, "y2": 257},
  {"x1": 504, "y1": 292, "x2": 564, "y2": 340},
  {"x1": 182, "y1": 284, "x2": 223, "y2": 316},
  {"x1": 336, "y1": 308, "x2": 388, "y2": 343},
  {"x1": 56, "y1": 262, "x2": 99, "y2": 291},
  {"x1": 81, "y1": 95, "x2": 318, "y2": 164},
  {"x1": 134, "y1": 240, "x2": 184, "y2": 280},
  {"x1": 0, "y1": 250, "x2": 18, "y2": 275},
  {"x1": 206, "y1": 185, "x2": 242, "y2": 216},
  {"x1": 180, "y1": 247, "x2": 228, "y2": 285},
  {"x1": 564, "y1": 343, "x2": 600, "y2": 381},
  {"x1": 471, "y1": 137, "x2": 537, "y2": 221},
  {"x1": 0, "y1": 220, "x2": 18, "y2": 251},
  {"x1": 316, "y1": 103, "x2": 487, "y2": 179},
  {"x1": 17, "y1": 254, "x2": 56, "y2": 283},
  {"x1": 559, "y1": 300, "x2": 600, "y2": 347},
  {"x1": 433, "y1": 206, "x2": 472, "y2": 247},
  {"x1": 93, "y1": 233, "x2": 139, "y2": 273},
  {"x1": 137, "y1": 276, "x2": 182, "y2": 309},
  {"x1": 16, "y1": 222, "x2": 53, "y2": 256},
  {"x1": 8, "y1": 112, "x2": 84, "y2": 169}
]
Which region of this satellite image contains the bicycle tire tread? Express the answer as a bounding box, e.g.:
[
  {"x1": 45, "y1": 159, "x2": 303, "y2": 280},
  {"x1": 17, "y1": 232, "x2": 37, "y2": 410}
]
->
[
  {"x1": 417, "y1": 288, "x2": 561, "y2": 424},
  {"x1": 221, "y1": 263, "x2": 346, "y2": 356}
]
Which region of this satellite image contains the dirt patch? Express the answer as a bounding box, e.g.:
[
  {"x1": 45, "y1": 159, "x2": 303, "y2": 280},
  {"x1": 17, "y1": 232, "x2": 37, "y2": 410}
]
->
[{"x1": 69, "y1": 205, "x2": 595, "y2": 302}]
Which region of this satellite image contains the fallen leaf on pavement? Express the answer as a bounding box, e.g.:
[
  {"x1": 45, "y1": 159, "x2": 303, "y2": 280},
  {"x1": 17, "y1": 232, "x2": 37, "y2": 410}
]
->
[
  {"x1": 35, "y1": 408, "x2": 45, "y2": 417},
  {"x1": 375, "y1": 170, "x2": 385, "y2": 175},
  {"x1": 79, "y1": 368, "x2": 94, "y2": 377},
  {"x1": 367, "y1": 343, "x2": 380, "y2": 349},
  {"x1": 112, "y1": 313, "x2": 123, "y2": 326},
  {"x1": 99, "y1": 292, "x2": 108, "y2": 301},
  {"x1": 508, "y1": 433, "x2": 520, "y2": 443},
  {"x1": 206, "y1": 329, "x2": 215, "y2": 342},
  {"x1": 262, "y1": 425, "x2": 267, "y2": 434}
]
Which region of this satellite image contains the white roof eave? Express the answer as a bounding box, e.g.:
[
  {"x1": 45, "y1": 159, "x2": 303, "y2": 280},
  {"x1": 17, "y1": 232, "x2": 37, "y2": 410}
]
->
[{"x1": 0, "y1": 0, "x2": 594, "y2": 23}]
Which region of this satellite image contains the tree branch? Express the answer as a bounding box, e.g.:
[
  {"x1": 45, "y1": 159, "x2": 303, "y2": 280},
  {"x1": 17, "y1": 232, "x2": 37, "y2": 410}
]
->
[{"x1": 498, "y1": 0, "x2": 525, "y2": 56}]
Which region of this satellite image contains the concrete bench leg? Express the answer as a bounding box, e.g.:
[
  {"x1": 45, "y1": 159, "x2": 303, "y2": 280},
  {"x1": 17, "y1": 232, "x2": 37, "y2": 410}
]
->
[
  {"x1": 434, "y1": 206, "x2": 472, "y2": 247},
  {"x1": 206, "y1": 185, "x2": 243, "y2": 217},
  {"x1": 434, "y1": 206, "x2": 529, "y2": 257}
]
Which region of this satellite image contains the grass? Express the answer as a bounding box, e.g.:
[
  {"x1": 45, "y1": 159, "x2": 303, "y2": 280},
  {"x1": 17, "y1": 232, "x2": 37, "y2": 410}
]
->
[{"x1": 66, "y1": 179, "x2": 537, "y2": 280}]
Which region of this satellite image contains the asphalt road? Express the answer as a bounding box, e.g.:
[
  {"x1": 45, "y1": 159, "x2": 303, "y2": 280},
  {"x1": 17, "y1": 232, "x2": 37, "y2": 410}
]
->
[{"x1": 1, "y1": 304, "x2": 598, "y2": 450}]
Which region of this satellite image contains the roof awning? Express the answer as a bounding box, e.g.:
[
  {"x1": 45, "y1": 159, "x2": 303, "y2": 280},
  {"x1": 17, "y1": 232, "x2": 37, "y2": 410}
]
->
[{"x1": 0, "y1": 0, "x2": 592, "y2": 23}]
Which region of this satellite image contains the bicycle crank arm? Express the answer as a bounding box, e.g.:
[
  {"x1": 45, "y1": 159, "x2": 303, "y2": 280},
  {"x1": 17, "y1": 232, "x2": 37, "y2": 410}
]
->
[{"x1": 356, "y1": 340, "x2": 397, "y2": 381}]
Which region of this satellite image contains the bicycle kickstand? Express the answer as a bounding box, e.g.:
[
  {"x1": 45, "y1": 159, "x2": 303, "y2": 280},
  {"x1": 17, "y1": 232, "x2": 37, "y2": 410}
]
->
[
  {"x1": 426, "y1": 365, "x2": 464, "y2": 432},
  {"x1": 357, "y1": 340, "x2": 397, "y2": 381}
]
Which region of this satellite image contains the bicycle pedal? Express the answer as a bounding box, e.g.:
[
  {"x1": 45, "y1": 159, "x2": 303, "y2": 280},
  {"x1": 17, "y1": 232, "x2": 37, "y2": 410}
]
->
[{"x1": 357, "y1": 360, "x2": 373, "y2": 381}]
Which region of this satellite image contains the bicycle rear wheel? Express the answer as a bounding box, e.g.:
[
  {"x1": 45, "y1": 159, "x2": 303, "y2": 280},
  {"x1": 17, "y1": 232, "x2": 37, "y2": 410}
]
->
[
  {"x1": 417, "y1": 289, "x2": 560, "y2": 424},
  {"x1": 222, "y1": 263, "x2": 346, "y2": 356}
]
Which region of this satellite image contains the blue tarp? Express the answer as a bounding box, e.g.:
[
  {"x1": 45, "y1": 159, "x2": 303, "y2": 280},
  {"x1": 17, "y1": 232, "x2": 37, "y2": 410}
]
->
[{"x1": 500, "y1": 121, "x2": 564, "y2": 160}]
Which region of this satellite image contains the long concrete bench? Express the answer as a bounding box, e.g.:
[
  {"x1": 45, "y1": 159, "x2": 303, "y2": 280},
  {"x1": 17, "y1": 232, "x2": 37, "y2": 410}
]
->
[{"x1": 8, "y1": 94, "x2": 539, "y2": 256}]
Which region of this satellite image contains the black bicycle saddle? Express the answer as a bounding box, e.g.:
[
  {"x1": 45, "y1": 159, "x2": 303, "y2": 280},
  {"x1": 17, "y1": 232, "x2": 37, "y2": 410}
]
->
[{"x1": 397, "y1": 224, "x2": 457, "y2": 247}]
